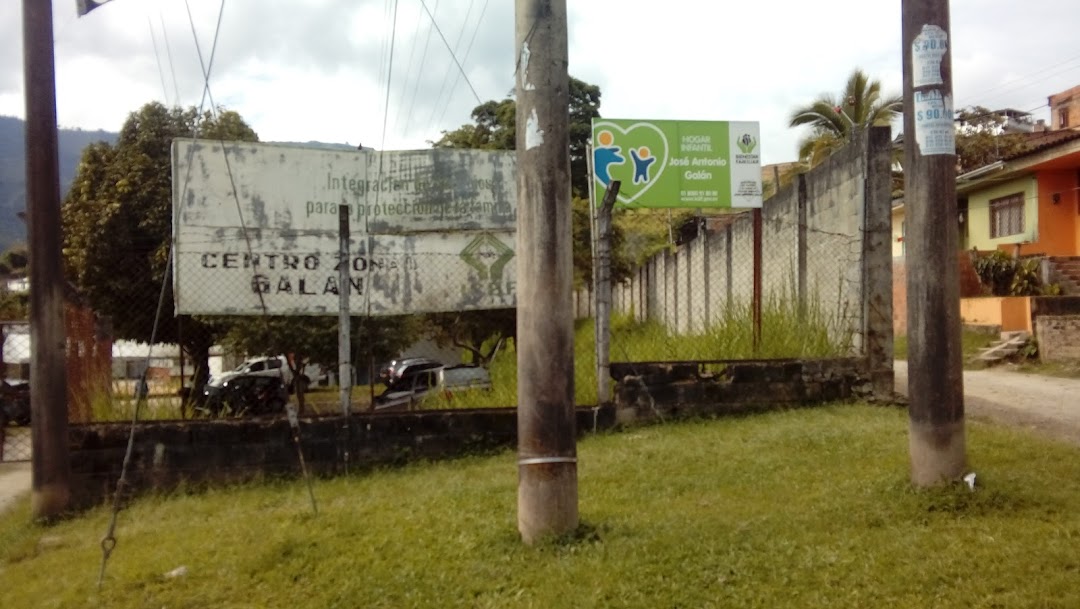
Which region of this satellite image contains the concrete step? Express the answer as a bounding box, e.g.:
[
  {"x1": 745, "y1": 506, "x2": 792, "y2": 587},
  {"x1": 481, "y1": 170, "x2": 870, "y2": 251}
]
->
[{"x1": 975, "y1": 333, "x2": 1031, "y2": 363}]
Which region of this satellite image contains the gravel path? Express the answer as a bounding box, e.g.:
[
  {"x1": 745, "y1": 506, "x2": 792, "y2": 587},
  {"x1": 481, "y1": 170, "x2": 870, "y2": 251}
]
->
[{"x1": 894, "y1": 360, "x2": 1080, "y2": 445}]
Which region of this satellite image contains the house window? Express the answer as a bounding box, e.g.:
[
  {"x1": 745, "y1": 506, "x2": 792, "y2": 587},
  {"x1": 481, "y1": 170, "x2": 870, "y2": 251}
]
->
[
  {"x1": 989, "y1": 193, "x2": 1025, "y2": 238},
  {"x1": 1059, "y1": 107, "x2": 1070, "y2": 129}
]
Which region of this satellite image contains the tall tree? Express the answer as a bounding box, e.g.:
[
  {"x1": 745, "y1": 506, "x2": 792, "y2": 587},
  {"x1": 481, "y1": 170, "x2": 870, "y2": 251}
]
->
[
  {"x1": 954, "y1": 106, "x2": 1029, "y2": 174},
  {"x1": 62, "y1": 102, "x2": 258, "y2": 399},
  {"x1": 434, "y1": 76, "x2": 600, "y2": 198},
  {"x1": 790, "y1": 69, "x2": 903, "y2": 167},
  {"x1": 0, "y1": 245, "x2": 29, "y2": 320}
]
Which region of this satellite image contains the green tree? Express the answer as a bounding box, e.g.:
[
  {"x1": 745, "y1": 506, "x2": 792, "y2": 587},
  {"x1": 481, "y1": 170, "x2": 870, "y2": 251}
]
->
[
  {"x1": 422, "y1": 309, "x2": 515, "y2": 369},
  {"x1": 62, "y1": 102, "x2": 259, "y2": 399},
  {"x1": 954, "y1": 106, "x2": 1029, "y2": 174},
  {"x1": 219, "y1": 315, "x2": 422, "y2": 412},
  {"x1": 789, "y1": 69, "x2": 902, "y2": 167},
  {"x1": 434, "y1": 76, "x2": 601, "y2": 198},
  {"x1": 0, "y1": 245, "x2": 29, "y2": 320}
]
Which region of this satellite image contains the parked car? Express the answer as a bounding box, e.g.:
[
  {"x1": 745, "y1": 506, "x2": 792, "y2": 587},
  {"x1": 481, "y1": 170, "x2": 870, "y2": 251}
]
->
[
  {"x1": 0, "y1": 379, "x2": 31, "y2": 426},
  {"x1": 200, "y1": 373, "x2": 289, "y2": 417},
  {"x1": 207, "y1": 355, "x2": 322, "y2": 394},
  {"x1": 374, "y1": 364, "x2": 492, "y2": 411},
  {"x1": 378, "y1": 357, "x2": 443, "y2": 385}
]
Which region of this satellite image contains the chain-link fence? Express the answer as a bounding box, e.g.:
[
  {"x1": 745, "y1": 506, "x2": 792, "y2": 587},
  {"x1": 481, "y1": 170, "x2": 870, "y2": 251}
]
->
[
  {"x1": 1, "y1": 321, "x2": 32, "y2": 461},
  {"x1": 586, "y1": 128, "x2": 893, "y2": 376}
]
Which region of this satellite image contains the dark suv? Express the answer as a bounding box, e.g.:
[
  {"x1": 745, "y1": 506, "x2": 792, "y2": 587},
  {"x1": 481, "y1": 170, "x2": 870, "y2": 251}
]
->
[{"x1": 200, "y1": 374, "x2": 289, "y2": 417}]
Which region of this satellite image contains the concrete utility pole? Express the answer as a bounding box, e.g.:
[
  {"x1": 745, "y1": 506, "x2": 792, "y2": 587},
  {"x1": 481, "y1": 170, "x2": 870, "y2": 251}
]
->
[
  {"x1": 902, "y1": 0, "x2": 966, "y2": 485},
  {"x1": 23, "y1": 0, "x2": 71, "y2": 518},
  {"x1": 514, "y1": 0, "x2": 578, "y2": 543}
]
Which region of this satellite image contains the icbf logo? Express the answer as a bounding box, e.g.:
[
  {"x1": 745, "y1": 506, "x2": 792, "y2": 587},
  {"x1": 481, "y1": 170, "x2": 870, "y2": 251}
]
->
[{"x1": 592, "y1": 121, "x2": 669, "y2": 206}]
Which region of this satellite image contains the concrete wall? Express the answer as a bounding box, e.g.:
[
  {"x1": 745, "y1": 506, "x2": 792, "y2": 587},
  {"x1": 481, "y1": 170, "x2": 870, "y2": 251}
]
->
[
  {"x1": 959, "y1": 296, "x2": 1033, "y2": 333},
  {"x1": 68, "y1": 357, "x2": 872, "y2": 508},
  {"x1": 1036, "y1": 315, "x2": 1080, "y2": 362},
  {"x1": 612, "y1": 357, "x2": 874, "y2": 424}
]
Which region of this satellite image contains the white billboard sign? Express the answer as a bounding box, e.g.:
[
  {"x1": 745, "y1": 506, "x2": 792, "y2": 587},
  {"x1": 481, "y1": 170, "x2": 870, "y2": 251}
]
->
[{"x1": 172, "y1": 140, "x2": 517, "y2": 316}]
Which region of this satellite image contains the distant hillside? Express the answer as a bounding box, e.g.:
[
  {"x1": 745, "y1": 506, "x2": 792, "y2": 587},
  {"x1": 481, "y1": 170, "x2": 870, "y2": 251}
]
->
[
  {"x1": 0, "y1": 118, "x2": 367, "y2": 253},
  {"x1": 0, "y1": 116, "x2": 117, "y2": 253}
]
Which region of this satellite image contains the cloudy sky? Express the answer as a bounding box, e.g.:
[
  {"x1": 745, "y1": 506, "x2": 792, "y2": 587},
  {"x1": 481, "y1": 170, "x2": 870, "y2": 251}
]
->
[{"x1": 2, "y1": 0, "x2": 1078, "y2": 165}]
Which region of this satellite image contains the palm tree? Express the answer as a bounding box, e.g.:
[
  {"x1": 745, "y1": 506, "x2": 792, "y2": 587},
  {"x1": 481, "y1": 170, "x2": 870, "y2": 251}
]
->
[{"x1": 789, "y1": 69, "x2": 902, "y2": 167}]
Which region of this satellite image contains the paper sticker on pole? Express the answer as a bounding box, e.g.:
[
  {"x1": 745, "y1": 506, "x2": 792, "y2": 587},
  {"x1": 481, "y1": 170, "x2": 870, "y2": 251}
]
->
[
  {"x1": 914, "y1": 90, "x2": 956, "y2": 156},
  {"x1": 591, "y1": 119, "x2": 762, "y2": 209},
  {"x1": 912, "y1": 24, "x2": 948, "y2": 87}
]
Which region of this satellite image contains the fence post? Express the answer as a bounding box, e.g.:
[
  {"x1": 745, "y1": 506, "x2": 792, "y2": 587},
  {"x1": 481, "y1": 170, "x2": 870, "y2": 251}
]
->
[
  {"x1": 797, "y1": 174, "x2": 808, "y2": 319},
  {"x1": 595, "y1": 182, "x2": 619, "y2": 405},
  {"x1": 701, "y1": 227, "x2": 710, "y2": 329},
  {"x1": 338, "y1": 204, "x2": 351, "y2": 471},
  {"x1": 752, "y1": 208, "x2": 763, "y2": 354},
  {"x1": 725, "y1": 224, "x2": 734, "y2": 306},
  {"x1": 862, "y1": 128, "x2": 895, "y2": 400}
]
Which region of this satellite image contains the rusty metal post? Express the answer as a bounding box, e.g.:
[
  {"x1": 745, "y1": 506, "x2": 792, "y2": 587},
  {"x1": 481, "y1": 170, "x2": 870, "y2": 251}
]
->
[
  {"x1": 752, "y1": 208, "x2": 763, "y2": 354},
  {"x1": 514, "y1": 0, "x2": 578, "y2": 544},
  {"x1": 902, "y1": 0, "x2": 966, "y2": 485},
  {"x1": 23, "y1": 0, "x2": 71, "y2": 519}
]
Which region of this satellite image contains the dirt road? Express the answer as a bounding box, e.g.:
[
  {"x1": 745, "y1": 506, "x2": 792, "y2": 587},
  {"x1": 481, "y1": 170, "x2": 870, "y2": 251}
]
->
[{"x1": 894, "y1": 360, "x2": 1080, "y2": 445}]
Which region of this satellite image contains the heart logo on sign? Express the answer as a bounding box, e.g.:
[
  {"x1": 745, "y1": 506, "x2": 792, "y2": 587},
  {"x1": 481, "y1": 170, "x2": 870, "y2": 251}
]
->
[{"x1": 592, "y1": 121, "x2": 669, "y2": 206}]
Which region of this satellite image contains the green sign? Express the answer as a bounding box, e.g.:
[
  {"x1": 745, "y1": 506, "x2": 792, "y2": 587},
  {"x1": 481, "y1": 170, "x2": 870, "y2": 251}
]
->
[{"x1": 591, "y1": 119, "x2": 762, "y2": 209}]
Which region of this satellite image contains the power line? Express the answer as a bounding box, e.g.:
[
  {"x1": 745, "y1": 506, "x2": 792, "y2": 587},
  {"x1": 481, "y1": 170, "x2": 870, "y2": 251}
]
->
[
  {"x1": 426, "y1": 0, "x2": 476, "y2": 132},
  {"x1": 379, "y1": 0, "x2": 400, "y2": 153},
  {"x1": 146, "y1": 16, "x2": 170, "y2": 104},
  {"x1": 159, "y1": 12, "x2": 181, "y2": 106},
  {"x1": 963, "y1": 52, "x2": 1080, "y2": 102},
  {"x1": 422, "y1": 0, "x2": 483, "y2": 134},
  {"x1": 392, "y1": 2, "x2": 429, "y2": 135},
  {"x1": 436, "y1": 0, "x2": 490, "y2": 127},
  {"x1": 401, "y1": 0, "x2": 441, "y2": 138}
]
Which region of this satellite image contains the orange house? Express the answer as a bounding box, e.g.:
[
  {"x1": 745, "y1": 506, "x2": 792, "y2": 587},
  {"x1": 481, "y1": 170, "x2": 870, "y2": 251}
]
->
[
  {"x1": 958, "y1": 129, "x2": 1080, "y2": 262},
  {"x1": 892, "y1": 127, "x2": 1080, "y2": 335}
]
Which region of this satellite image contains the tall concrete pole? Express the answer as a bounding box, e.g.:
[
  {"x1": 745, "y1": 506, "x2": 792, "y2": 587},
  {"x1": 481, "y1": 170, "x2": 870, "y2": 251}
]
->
[
  {"x1": 514, "y1": 0, "x2": 578, "y2": 543},
  {"x1": 23, "y1": 0, "x2": 71, "y2": 518},
  {"x1": 902, "y1": 0, "x2": 966, "y2": 486}
]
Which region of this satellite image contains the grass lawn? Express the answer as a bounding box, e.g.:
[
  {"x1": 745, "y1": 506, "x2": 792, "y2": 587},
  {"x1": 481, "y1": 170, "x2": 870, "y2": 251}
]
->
[
  {"x1": 3, "y1": 405, "x2": 1079, "y2": 608},
  {"x1": 894, "y1": 329, "x2": 998, "y2": 367}
]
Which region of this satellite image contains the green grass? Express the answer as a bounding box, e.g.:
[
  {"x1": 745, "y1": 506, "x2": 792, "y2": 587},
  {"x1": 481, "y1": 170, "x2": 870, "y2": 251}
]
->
[
  {"x1": 3, "y1": 405, "x2": 1079, "y2": 608},
  {"x1": 429, "y1": 296, "x2": 850, "y2": 410},
  {"x1": 894, "y1": 329, "x2": 999, "y2": 367},
  {"x1": 1004, "y1": 359, "x2": 1080, "y2": 379}
]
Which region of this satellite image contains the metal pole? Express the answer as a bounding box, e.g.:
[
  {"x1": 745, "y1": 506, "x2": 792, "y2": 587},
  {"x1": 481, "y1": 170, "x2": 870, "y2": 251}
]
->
[
  {"x1": 586, "y1": 143, "x2": 599, "y2": 393},
  {"x1": 23, "y1": 0, "x2": 71, "y2": 520},
  {"x1": 514, "y1": 0, "x2": 578, "y2": 544},
  {"x1": 338, "y1": 205, "x2": 351, "y2": 469},
  {"x1": 752, "y1": 208, "x2": 763, "y2": 355},
  {"x1": 902, "y1": 0, "x2": 966, "y2": 486},
  {"x1": 595, "y1": 183, "x2": 620, "y2": 404}
]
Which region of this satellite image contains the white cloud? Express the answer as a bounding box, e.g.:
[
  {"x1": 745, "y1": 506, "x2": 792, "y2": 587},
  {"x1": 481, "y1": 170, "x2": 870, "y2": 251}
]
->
[{"x1": 1, "y1": 0, "x2": 1078, "y2": 164}]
